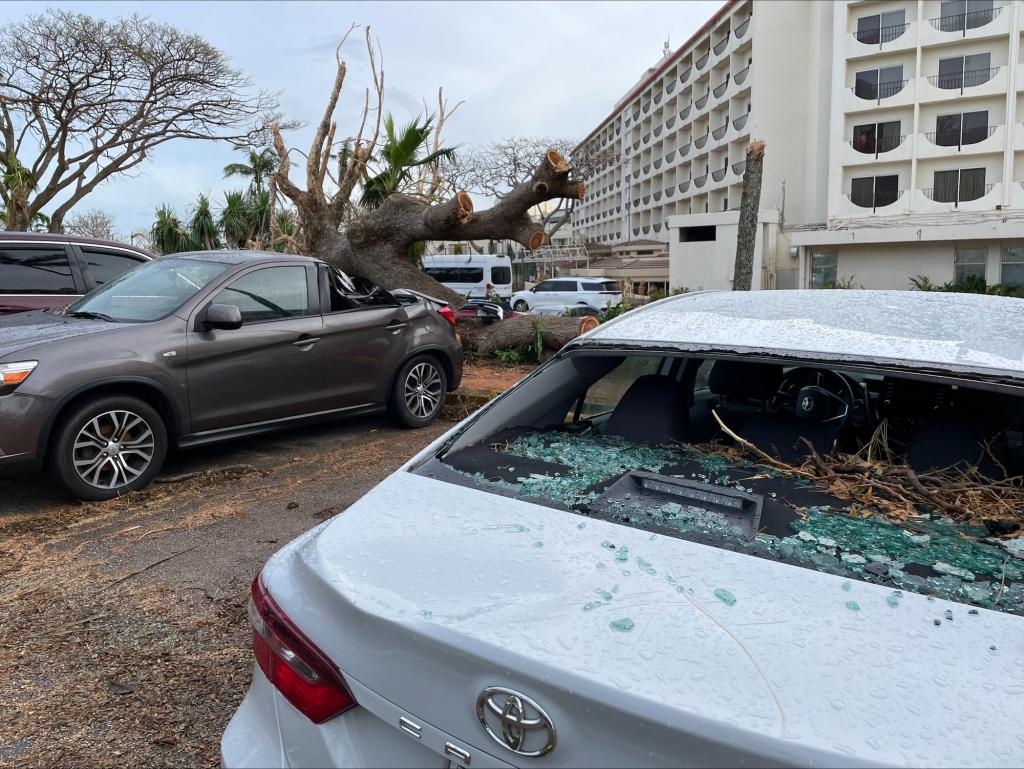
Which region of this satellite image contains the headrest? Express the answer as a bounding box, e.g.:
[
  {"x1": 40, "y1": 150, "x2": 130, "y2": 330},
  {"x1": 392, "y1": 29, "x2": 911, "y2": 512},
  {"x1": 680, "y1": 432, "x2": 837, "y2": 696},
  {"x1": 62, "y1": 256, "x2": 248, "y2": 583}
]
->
[
  {"x1": 604, "y1": 375, "x2": 688, "y2": 444},
  {"x1": 709, "y1": 360, "x2": 784, "y2": 400}
]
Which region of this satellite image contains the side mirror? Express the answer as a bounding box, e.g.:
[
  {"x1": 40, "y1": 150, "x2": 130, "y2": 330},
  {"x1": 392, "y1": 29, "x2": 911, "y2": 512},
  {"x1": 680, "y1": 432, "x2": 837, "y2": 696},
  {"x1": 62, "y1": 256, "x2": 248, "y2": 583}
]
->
[
  {"x1": 530, "y1": 286, "x2": 537, "y2": 293},
  {"x1": 205, "y1": 303, "x2": 242, "y2": 330}
]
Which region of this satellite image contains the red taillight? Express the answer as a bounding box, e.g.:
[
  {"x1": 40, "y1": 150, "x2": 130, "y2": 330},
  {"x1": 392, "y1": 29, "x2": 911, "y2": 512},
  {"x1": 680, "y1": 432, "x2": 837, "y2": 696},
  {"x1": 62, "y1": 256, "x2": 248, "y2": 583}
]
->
[
  {"x1": 248, "y1": 574, "x2": 356, "y2": 723},
  {"x1": 438, "y1": 306, "x2": 457, "y2": 327}
]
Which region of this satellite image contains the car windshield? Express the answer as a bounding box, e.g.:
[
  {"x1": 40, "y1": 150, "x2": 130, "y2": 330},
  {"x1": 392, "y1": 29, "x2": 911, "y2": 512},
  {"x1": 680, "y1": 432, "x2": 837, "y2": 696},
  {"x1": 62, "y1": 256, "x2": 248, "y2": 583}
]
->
[
  {"x1": 67, "y1": 258, "x2": 229, "y2": 322},
  {"x1": 415, "y1": 352, "x2": 1024, "y2": 615}
]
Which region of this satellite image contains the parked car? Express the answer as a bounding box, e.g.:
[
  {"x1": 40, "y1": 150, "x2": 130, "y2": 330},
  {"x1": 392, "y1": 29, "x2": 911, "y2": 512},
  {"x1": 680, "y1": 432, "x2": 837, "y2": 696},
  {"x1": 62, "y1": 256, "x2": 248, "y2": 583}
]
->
[
  {"x1": 510, "y1": 277, "x2": 621, "y2": 313},
  {"x1": 421, "y1": 253, "x2": 514, "y2": 299},
  {"x1": 223, "y1": 290, "x2": 1023, "y2": 768},
  {"x1": 0, "y1": 231, "x2": 154, "y2": 315},
  {"x1": 452, "y1": 297, "x2": 525, "y2": 324},
  {"x1": 0, "y1": 250, "x2": 462, "y2": 500}
]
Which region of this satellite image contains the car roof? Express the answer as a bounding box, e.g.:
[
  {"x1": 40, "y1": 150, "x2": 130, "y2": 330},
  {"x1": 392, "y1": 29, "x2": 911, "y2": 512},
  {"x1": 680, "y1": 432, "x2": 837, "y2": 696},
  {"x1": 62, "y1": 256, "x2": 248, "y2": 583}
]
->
[
  {"x1": 581, "y1": 289, "x2": 1024, "y2": 382},
  {"x1": 0, "y1": 230, "x2": 155, "y2": 257},
  {"x1": 173, "y1": 249, "x2": 321, "y2": 266}
]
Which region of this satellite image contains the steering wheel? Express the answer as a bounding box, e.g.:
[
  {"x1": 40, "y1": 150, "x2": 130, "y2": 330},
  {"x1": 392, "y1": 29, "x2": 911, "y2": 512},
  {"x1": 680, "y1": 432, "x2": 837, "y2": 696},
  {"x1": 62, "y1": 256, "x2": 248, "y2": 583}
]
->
[{"x1": 770, "y1": 367, "x2": 856, "y2": 431}]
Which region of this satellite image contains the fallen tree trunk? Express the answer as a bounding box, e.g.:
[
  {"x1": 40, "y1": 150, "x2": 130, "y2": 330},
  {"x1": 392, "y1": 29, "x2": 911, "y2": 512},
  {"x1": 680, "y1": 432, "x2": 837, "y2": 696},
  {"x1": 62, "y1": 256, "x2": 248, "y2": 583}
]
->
[{"x1": 459, "y1": 315, "x2": 595, "y2": 356}]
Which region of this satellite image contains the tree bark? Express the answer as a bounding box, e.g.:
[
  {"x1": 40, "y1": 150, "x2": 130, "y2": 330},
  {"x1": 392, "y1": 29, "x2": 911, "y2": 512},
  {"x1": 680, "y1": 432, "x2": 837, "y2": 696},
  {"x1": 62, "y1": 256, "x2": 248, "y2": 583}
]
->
[
  {"x1": 732, "y1": 140, "x2": 764, "y2": 292},
  {"x1": 459, "y1": 315, "x2": 593, "y2": 356}
]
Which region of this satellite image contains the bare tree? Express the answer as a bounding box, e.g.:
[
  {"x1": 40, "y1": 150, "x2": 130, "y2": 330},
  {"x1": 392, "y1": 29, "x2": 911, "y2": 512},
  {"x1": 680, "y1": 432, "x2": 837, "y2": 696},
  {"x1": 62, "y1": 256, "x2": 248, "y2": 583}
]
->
[
  {"x1": 271, "y1": 27, "x2": 586, "y2": 307},
  {"x1": 0, "y1": 9, "x2": 277, "y2": 232},
  {"x1": 65, "y1": 209, "x2": 119, "y2": 241},
  {"x1": 732, "y1": 140, "x2": 764, "y2": 292}
]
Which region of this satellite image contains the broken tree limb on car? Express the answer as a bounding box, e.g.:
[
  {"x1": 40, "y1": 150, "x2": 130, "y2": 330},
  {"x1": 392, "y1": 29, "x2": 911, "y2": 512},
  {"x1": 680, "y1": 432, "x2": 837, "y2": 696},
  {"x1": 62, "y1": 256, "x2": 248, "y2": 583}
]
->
[
  {"x1": 458, "y1": 315, "x2": 595, "y2": 357},
  {"x1": 268, "y1": 27, "x2": 587, "y2": 316},
  {"x1": 732, "y1": 139, "x2": 765, "y2": 292}
]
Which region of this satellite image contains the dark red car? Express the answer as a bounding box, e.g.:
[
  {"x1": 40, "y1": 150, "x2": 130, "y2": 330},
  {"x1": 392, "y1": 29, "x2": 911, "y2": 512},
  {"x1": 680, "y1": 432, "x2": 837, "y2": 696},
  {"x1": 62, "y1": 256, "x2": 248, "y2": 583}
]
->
[{"x1": 0, "y1": 232, "x2": 154, "y2": 315}]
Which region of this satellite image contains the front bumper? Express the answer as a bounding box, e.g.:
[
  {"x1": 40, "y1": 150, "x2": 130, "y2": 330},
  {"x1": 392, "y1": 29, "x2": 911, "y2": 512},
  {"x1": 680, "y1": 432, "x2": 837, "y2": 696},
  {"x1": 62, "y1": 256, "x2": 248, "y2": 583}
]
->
[{"x1": 0, "y1": 392, "x2": 50, "y2": 467}]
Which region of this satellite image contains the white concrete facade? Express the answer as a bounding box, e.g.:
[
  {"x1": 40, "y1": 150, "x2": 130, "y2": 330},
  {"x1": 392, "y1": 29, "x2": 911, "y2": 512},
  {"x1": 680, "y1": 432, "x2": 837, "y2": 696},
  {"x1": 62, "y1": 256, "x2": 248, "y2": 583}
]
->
[{"x1": 574, "y1": 0, "x2": 1024, "y2": 291}]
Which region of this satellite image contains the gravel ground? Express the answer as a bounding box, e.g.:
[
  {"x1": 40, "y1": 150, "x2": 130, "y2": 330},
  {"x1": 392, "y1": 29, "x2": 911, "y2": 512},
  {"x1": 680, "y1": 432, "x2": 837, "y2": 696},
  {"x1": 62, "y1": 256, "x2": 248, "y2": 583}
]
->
[{"x1": 0, "y1": 414, "x2": 453, "y2": 768}]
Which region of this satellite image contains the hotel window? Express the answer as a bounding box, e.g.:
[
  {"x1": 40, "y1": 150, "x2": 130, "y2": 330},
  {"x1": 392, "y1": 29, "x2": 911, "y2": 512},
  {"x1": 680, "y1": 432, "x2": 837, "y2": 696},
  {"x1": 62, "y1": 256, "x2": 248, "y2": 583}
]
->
[
  {"x1": 954, "y1": 247, "x2": 987, "y2": 283},
  {"x1": 936, "y1": 52, "x2": 992, "y2": 89},
  {"x1": 938, "y1": 0, "x2": 995, "y2": 32},
  {"x1": 856, "y1": 9, "x2": 906, "y2": 44},
  {"x1": 934, "y1": 110, "x2": 989, "y2": 146},
  {"x1": 1001, "y1": 246, "x2": 1024, "y2": 286},
  {"x1": 810, "y1": 252, "x2": 838, "y2": 288},
  {"x1": 933, "y1": 168, "x2": 986, "y2": 203},
  {"x1": 855, "y1": 65, "x2": 905, "y2": 99},
  {"x1": 850, "y1": 174, "x2": 899, "y2": 207},
  {"x1": 851, "y1": 120, "x2": 902, "y2": 154}
]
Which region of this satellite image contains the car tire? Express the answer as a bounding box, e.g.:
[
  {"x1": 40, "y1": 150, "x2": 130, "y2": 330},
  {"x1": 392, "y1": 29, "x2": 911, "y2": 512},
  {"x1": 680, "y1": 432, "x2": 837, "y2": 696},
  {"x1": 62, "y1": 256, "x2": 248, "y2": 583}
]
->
[
  {"x1": 51, "y1": 395, "x2": 168, "y2": 501},
  {"x1": 390, "y1": 355, "x2": 448, "y2": 428},
  {"x1": 513, "y1": 300, "x2": 530, "y2": 312}
]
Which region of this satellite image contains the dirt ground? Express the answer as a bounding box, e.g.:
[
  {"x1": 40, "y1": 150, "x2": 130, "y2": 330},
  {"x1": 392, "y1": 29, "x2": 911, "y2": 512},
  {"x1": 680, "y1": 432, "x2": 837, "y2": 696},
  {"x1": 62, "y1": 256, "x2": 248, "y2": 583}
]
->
[{"x1": 0, "y1": 363, "x2": 530, "y2": 768}]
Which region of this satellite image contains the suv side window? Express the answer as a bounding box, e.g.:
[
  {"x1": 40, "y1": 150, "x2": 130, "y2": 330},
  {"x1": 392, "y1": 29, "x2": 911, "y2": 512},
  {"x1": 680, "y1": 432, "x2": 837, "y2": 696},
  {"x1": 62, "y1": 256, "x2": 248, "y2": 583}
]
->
[
  {"x1": 551, "y1": 280, "x2": 578, "y2": 291},
  {"x1": 533, "y1": 281, "x2": 555, "y2": 292},
  {"x1": 80, "y1": 248, "x2": 146, "y2": 287},
  {"x1": 212, "y1": 266, "x2": 310, "y2": 324},
  {"x1": 0, "y1": 246, "x2": 77, "y2": 294}
]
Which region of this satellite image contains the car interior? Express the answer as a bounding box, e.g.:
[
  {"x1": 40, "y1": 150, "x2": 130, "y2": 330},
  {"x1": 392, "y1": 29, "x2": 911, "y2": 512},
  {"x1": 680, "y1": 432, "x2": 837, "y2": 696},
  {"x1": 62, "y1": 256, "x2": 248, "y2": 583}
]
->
[{"x1": 416, "y1": 352, "x2": 1024, "y2": 614}]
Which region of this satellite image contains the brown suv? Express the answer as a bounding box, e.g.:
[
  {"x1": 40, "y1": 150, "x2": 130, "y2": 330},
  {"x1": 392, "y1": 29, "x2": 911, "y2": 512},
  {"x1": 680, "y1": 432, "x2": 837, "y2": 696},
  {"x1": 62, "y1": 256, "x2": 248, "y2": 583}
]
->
[
  {"x1": 0, "y1": 232, "x2": 155, "y2": 315},
  {"x1": 0, "y1": 250, "x2": 463, "y2": 500}
]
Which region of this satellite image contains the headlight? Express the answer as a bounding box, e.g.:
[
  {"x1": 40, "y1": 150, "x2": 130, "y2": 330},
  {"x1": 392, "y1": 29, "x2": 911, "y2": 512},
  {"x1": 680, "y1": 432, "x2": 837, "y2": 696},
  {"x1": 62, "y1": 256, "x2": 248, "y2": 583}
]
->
[{"x1": 0, "y1": 361, "x2": 38, "y2": 391}]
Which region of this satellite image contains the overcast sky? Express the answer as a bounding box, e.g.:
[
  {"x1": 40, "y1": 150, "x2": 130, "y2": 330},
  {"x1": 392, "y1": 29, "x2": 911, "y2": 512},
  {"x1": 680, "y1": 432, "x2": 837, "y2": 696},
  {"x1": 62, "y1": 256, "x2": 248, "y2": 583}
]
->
[{"x1": 1, "y1": 1, "x2": 722, "y2": 235}]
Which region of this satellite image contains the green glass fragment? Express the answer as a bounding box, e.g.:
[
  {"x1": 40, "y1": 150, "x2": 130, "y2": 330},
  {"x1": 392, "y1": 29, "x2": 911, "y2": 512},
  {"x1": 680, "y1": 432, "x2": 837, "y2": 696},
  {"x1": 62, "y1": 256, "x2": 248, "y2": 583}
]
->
[
  {"x1": 609, "y1": 617, "x2": 635, "y2": 632},
  {"x1": 846, "y1": 601, "x2": 860, "y2": 612},
  {"x1": 713, "y1": 588, "x2": 737, "y2": 606}
]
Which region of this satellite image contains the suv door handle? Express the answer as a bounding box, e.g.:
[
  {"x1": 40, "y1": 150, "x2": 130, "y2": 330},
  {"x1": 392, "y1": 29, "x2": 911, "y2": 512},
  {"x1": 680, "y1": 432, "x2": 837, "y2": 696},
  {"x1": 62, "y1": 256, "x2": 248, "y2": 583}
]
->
[
  {"x1": 386, "y1": 320, "x2": 408, "y2": 332},
  {"x1": 292, "y1": 336, "x2": 321, "y2": 348}
]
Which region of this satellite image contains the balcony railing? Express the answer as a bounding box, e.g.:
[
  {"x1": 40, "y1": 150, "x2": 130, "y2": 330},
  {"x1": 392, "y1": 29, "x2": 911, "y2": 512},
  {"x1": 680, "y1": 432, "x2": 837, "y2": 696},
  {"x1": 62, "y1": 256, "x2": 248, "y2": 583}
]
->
[
  {"x1": 712, "y1": 121, "x2": 730, "y2": 140},
  {"x1": 929, "y1": 5, "x2": 1002, "y2": 34},
  {"x1": 631, "y1": 108, "x2": 640, "y2": 120},
  {"x1": 631, "y1": 169, "x2": 640, "y2": 180},
  {"x1": 732, "y1": 160, "x2": 746, "y2": 175},
  {"x1": 927, "y1": 67, "x2": 998, "y2": 91},
  {"x1": 695, "y1": 92, "x2": 710, "y2": 109},
  {"x1": 666, "y1": 116, "x2": 676, "y2": 130},
  {"x1": 733, "y1": 113, "x2": 749, "y2": 131},
  {"x1": 653, "y1": 158, "x2": 663, "y2": 169},
  {"x1": 642, "y1": 164, "x2": 651, "y2": 174},
  {"x1": 679, "y1": 66, "x2": 692, "y2": 83},
  {"x1": 734, "y1": 65, "x2": 750, "y2": 86},
  {"x1": 694, "y1": 133, "x2": 709, "y2": 149},
  {"x1": 679, "y1": 180, "x2": 691, "y2": 193},
  {"x1": 666, "y1": 81, "x2": 676, "y2": 95},
  {"x1": 632, "y1": 140, "x2": 641, "y2": 150},
  {"x1": 711, "y1": 167, "x2": 728, "y2": 182},
  {"x1": 924, "y1": 125, "x2": 997, "y2": 148},
  {"x1": 642, "y1": 101, "x2": 651, "y2": 114},
  {"x1": 642, "y1": 226, "x2": 651, "y2": 235},
  {"x1": 694, "y1": 174, "x2": 708, "y2": 188},
  {"x1": 849, "y1": 133, "x2": 907, "y2": 156},
  {"x1": 665, "y1": 186, "x2": 675, "y2": 198},
  {"x1": 679, "y1": 141, "x2": 691, "y2": 156},
  {"x1": 653, "y1": 191, "x2": 662, "y2": 201},
  {"x1": 633, "y1": 228, "x2": 640, "y2": 237},
  {"x1": 713, "y1": 76, "x2": 731, "y2": 98},
  {"x1": 679, "y1": 103, "x2": 692, "y2": 120},
  {"x1": 922, "y1": 183, "x2": 993, "y2": 204},
  {"x1": 713, "y1": 35, "x2": 730, "y2": 55},
  {"x1": 853, "y1": 21, "x2": 909, "y2": 46},
  {"x1": 654, "y1": 93, "x2": 662, "y2": 105},
  {"x1": 696, "y1": 51, "x2": 710, "y2": 70},
  {"x1": 847, "y1": 189, "x2": 903, "y2": 210},
  {"x1": 851, "y1": 79, "x2": 907, "y2": 102},
  {"x1": 632, "y1": 198, "x2": 640, "y2": 207},
  {"x1": 654, "y1": 223, "x2": 663, "y2": 233},
  {"x1": 734, "y1": 17, "x2": 751, "y2": 39},
  {"x1": 665, "y1": 150, "x2": 676, "y2": 162},
  {"x1": 653, "y1": 125, "x2": 663, "y2": 138},
  {"x1": 642, "y1": 132, "x2": 651, "y2": 145}
]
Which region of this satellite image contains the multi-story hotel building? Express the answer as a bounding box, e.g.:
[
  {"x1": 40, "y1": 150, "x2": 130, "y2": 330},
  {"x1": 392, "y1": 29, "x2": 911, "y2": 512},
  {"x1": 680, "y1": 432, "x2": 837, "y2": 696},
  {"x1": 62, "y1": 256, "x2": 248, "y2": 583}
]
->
[{"x1": 572, "y1": 0, "x2": 1024, "y2": 292}]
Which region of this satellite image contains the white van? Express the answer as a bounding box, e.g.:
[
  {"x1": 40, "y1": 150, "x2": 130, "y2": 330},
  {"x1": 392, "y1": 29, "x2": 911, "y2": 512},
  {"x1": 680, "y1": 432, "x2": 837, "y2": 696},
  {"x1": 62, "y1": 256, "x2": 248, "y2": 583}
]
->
[{"x1": 421, "y1": 253, "x2": 513, "y2": 299}]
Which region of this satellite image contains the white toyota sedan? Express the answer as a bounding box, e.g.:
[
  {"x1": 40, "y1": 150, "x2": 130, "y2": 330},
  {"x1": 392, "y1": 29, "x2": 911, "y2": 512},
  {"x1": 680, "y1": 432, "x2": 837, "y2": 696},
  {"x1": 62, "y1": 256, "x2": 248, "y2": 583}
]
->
[{"x1": 223, "y1": 290, "x2": 1024, "y2": 768}]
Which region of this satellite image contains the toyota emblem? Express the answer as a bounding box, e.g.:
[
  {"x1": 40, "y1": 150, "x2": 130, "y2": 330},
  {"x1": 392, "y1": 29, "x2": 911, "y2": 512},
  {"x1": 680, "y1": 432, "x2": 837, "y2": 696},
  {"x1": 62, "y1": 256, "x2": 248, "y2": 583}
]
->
[
  {"x1": 475, "y1": 687, "x2": 556, "y2": 757},
  {"x1": 801, "y1": 395, "x2": 815, "y2": 413}
]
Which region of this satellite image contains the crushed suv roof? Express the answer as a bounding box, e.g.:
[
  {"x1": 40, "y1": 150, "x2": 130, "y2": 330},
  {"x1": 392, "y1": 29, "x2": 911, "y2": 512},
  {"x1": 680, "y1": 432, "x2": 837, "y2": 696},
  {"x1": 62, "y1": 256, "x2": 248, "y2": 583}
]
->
[
  {"x1": 175, "y1": 250, "x2": 320, "y2": 265},
  {"x1": 584, "y1": 290, "x2": 1024, "y2": 380}
]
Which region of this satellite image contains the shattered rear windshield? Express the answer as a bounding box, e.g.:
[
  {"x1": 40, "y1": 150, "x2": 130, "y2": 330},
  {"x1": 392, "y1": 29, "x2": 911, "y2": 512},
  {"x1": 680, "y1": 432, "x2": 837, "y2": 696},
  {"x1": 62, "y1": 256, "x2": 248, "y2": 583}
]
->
[{"x1": 417, "y1": 353, "x2": 1024, "y2": 615}]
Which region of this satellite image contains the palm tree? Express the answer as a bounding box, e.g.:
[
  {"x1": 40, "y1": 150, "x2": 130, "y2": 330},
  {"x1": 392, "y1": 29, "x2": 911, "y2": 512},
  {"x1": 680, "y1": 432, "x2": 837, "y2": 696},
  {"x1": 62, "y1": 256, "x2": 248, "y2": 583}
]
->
[
  {"x1": 219, "y1": 190, "x2": 251, "y2": 249},
  {"x1": 223, "y1": 146, "x2": 279, "y2": 194},
  {"x1": 151, "y1": 205, "x2": 195, "y2": 255},
  {"x1": 189, "y1": 194, "x2": 220, "y2": 250},
  {"x1": 359, "y1": 114, "x2": 456, "y2": 209}
]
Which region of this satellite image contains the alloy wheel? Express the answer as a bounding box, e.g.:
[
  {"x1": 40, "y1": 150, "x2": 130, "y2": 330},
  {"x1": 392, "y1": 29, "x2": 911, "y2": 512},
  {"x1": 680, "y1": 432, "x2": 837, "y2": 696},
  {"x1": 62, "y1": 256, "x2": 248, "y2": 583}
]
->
[
  {"x1": 403, "y1": 362, "x2": 443, "y2": 419},
  {"x1": 72, "y1": 409, "x2": 156, "y2": 490}
]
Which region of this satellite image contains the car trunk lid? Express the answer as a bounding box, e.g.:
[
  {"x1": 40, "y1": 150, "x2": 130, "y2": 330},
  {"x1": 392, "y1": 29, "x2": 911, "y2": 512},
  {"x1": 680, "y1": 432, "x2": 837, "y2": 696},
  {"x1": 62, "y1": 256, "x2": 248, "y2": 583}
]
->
[{"x1": 266, "y1": 471, "x2": 1024, "y2": 768}]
